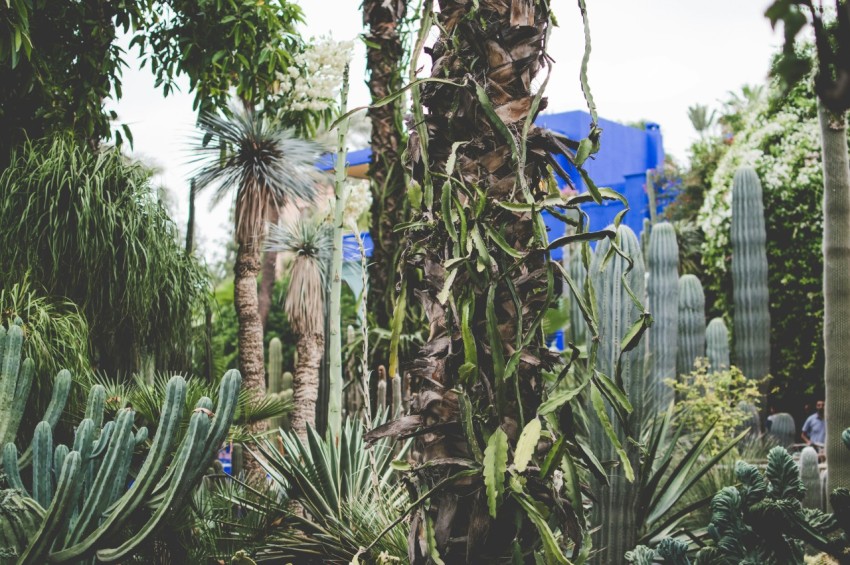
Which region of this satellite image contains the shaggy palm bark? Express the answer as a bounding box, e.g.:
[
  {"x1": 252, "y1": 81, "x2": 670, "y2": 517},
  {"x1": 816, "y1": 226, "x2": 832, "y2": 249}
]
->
[
  {"x1": 364, "y1": 0, "x2": 408, "y2": 332},
  {"x1": 234, "y1": 243, "x2": 270, "y2": 423},
  {"x1": 821, "y1": 103, "x2": 850, "y2": 495},
  {"x1": 366, "y1": 2, "x2": 583, "y2": 562},
  {"x1": 291, "y1": 332, "x2": 324, "y2": 442}
]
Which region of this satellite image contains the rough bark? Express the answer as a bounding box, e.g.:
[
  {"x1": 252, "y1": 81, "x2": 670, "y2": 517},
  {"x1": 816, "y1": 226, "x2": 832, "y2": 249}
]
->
[
  {"x1": 234, "y1": 243, "x2": 269, "y2": 476},
  {"x1": 290, "y1": 333, "x2": 324, "y2": 443},
  {"x1": 375, "y1": 1, "x2": 568, "y2": 561},
  {"x1": 364, "y1": 0, "x2": 408, "y2": 332},
  {"x1": 820, "y1": 103, "x2": 850, "y2": 496}
]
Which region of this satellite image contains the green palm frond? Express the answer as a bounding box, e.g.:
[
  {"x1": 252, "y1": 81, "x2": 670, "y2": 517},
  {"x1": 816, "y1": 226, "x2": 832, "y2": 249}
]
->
[{"x1": 193, "y1": 109, "x2": 325, "y2": 245}]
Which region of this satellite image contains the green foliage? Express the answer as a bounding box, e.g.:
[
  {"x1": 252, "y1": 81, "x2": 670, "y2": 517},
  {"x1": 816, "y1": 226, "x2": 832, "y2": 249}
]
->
[
  {"x1": 0, "y1": 0, "x2": 315, "y2": 157},
  {"x1": 201, "y1": 416, "x2": 410, "y2": 563},
  {"x1": 698, "y1": 72, "x2": 829, "y2": 409},
  {"x1": 671, "y1": 360, "x2": 763, "y2": 454},
  {"x1": 0, "y1": 135, "x2": 211, "y2": 374}
]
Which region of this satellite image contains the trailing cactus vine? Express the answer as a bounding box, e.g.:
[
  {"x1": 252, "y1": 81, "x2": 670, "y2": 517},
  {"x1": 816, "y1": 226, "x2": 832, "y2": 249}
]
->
[
  {"x1": 647, "y1": 221, "x2": 679, "y2": 406},
  {"x1": 360, "y1": 1, "x2": 650, "y2": 561},
  {"x1": 589, "y1": 224, "x2": 648, "y2": 564},
  {"x1": 706, "y1": 317, "x2": 731, "y2": 372},
  {"x1": 731, "y1": 167, "x2": 771, "y2": 381},
  {"x1": 677, "y1": 274, "x2": 706, "y2": 378},
  {"x1": 799, "y1": 446, "x2": 823, "y2": 510},
  {"x1": 768, "y1": 412, "x2": 796, "y2": 447}
]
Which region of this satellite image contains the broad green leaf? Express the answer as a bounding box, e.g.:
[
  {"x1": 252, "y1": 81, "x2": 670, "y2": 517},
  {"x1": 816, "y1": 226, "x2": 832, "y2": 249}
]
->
[
  {"x1": 484, "y1": 427, "x2": 509, "y2": 518},
  {"x1": 513, "y1": 418, "x2": 542, "y2": 473},
  {"x1": 391, "y1": 460, "x2": 411, "y2": 471},
  {"x1": 485, "y1": 225, "x2": 523, "y2": 258},
  {"x1": 575, "y1": 137, "x2": 593, "y2": 166}
]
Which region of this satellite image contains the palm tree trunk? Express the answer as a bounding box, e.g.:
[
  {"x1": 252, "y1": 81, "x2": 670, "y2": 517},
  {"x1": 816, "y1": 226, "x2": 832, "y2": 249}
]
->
[
  {"x1": 290, "y1": 332, "x2": 325, "y2": 443},
  {"x1": 185, "y1": 178, "x2": 196, "y2": 255},
  {"x1": 365, "y1": 1, "x2": 568, "y2": 561},
  {"x1": 364, "y1": 0, "x2": 407, "y2": 332},
  {"x1": 234, "y1": 244, "x2": 269, "y2": 423},
  {"x1": 820, "y1": 103, "x2": 850, "y2": 496},
  {"x1": 258, "y1": 206, "x2": 280, "y2": 330}
]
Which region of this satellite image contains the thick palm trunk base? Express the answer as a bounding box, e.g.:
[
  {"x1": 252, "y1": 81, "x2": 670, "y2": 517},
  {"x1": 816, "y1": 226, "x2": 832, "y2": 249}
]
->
[
  {"x1": 235, "y1": 246, "x2": 269, "y2": 474},
  {"x1": 291, "y1": 333, "x2": 325, "y2": 443}
]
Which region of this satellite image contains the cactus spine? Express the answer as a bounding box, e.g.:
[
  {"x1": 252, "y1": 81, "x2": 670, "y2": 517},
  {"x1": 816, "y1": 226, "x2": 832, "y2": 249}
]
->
[
  {"x1": 677, "y1": 274, "x2": 706, "y2": 378},
  {"x1": 731, "y1": 167, "x2": 771, "y2": 380},
  {"x1": 590, "y1": 224, "x2": 647, "y2": 564},
  {"x1": 768, "y1": 412, "x2": 796, "y2": 447},
  {"x1": 706, "y1": 317, "x2": 731, "y2": 372},
  {"x1": 647, "y1": 222, "x2": 679, "y2": 406},
  {"x1": 799, "y1": 445, "x2": 823, "y2": 510}
]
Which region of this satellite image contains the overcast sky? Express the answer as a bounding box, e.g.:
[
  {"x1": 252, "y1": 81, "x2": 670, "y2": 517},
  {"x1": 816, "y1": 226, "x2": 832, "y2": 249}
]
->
[{"x1": 112, "y1": 0, "x2": 782, "y2": 263}]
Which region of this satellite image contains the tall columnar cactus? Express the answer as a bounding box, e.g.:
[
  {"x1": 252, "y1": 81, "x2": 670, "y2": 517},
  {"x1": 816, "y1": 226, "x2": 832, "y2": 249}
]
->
[
  {"x1": 566, "y1": 250, "x2": 587, "y2": 347},
  {"x1": 0, "y1": 319, "x2": 243, "y2": 563},
  {"x1": 590, "y1": 224, "x2": 647, "y2": 563},
  {"x1": 799, "y1": 446, "x2": 823, "y2": 510},
  {"x1": 731, "y1": 167, "x2": 770, "y2": 380},
  {"x1": 677, "y1": 274, "x2": 706, "y2": 378},
  {"x1": 266, "y1": 338, "x2": 292, "y2": 431},
  {"x1": 376, "y1": 365, "x2": 387, "y2": 411},
  {"x1": 647, "y1": 221, "x2": 679, "y2": 406},
  {"x1": 706, "y1": 317, "x2": 731, "y2": 372},
  {"x1": 768, "y1": 412, "x2": 796, "y2": 447}
]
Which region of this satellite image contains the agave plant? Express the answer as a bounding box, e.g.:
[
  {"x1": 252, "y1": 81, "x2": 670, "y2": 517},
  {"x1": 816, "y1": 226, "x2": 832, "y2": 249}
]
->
[
  {"x1": 264, "y1": 216, "x2": 333, "y2": 441},
  {"x1": 192, "y1": 109, "x2": 323, "y2": 419},
  {"x1": 189, "y1": 415, "x2": 409, "y2": 563}
]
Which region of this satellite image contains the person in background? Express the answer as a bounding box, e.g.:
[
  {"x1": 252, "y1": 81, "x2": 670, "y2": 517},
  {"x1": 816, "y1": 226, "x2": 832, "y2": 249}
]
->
[{"x1": 801, "y1": 399, "x2": 826, "y2": 451}]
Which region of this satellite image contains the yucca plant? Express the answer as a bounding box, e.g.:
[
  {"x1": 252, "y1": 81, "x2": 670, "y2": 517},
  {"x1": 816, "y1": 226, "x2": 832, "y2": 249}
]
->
[
  {"x1": 265, "y1": 216, "x2": 333, "y2": 441},
  {"x1": 193, "y1": 109, "x2": 323, "y2": 430}
]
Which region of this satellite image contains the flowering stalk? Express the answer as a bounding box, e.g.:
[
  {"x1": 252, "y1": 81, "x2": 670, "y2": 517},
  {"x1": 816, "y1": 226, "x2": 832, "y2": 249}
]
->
[{"x1": 328, "y1": 63, "x2": 350, "y2": 439}]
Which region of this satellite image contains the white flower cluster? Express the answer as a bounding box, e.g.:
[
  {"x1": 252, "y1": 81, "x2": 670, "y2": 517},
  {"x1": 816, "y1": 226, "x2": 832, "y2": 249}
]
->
[
  {"x1": 343, "y1": 179, "x2": 373, "y2": 230},
  {"x1": 276, "y1": 36, "x2": 354, "y2": 113},
  {"x1": 697, "y1": 90, "x2": 827, "y2": 275}
]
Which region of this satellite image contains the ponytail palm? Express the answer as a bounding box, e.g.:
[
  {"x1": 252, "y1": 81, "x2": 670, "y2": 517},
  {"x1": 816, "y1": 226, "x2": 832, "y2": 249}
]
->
[
  {"x1": 193, "y1": 110, "x2": 323, "y2": 414},
  {"x1": 266, "y1": 217, "x2": 332, "y2": 441}
]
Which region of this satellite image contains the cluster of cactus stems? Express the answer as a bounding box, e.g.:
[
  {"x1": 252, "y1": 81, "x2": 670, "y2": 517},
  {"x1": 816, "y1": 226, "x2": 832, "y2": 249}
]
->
[{"x1": 0, "y1": 320, "x2": 241, "y2": 563}]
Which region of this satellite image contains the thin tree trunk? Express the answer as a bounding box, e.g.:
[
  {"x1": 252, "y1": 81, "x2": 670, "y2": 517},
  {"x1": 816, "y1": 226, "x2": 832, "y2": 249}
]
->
[
  {"x1": 291, "y1": 332, "x2": 325, "y2": 443},
  {"x1": 258, "y1": 206, "x2": 280, "y2": 329},
  {"x1": 820, "y1": 103, "x2": 850, "y2": 496},
  {"x1": 365, "y1": 0, "x2": 408, "y2": 332},
  {"x1": 186, "y1": 178, "x2": 196, "y2": 256},
  {"x1": 234, "y1": 243, "x2": 269, "y2": 474}
]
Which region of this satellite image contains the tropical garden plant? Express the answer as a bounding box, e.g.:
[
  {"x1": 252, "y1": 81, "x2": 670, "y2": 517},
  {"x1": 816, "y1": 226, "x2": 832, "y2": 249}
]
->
[
  {"x1": 265, "y1": 217, "x2": 333, "y2": 440},
  {"x1": 193, "y1": 110, "x2": 322, "y2": 418}
]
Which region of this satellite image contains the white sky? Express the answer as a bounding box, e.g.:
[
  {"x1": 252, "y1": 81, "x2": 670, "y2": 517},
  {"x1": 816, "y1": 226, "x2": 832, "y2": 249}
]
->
[{"x1": 112, "y1": 0, "x2": 782, "y2": 264}]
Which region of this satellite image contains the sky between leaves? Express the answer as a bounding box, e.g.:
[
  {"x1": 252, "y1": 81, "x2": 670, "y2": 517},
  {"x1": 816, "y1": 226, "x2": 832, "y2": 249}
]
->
[{"x1": 111, "y1": 0, "x2": 781, "y2": 265}]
